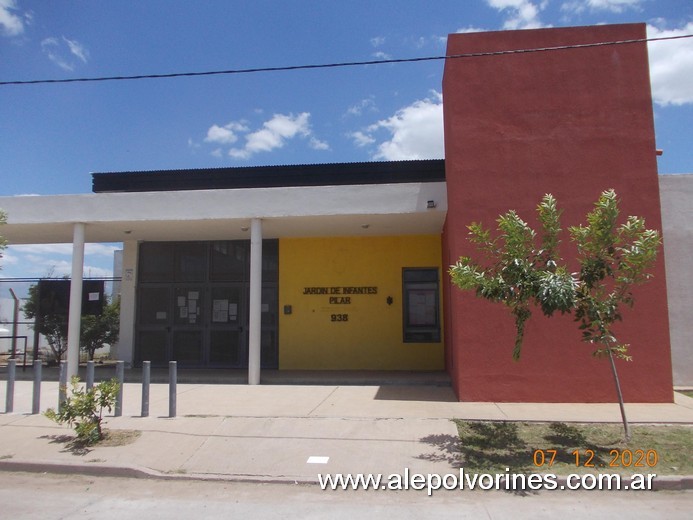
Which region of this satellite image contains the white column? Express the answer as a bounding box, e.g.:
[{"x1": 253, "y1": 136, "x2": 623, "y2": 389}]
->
[
  {"x1": 66, "y1": 222, "x2": 85, "y2": 380},
  {"x1": 248, "y1": 218, "x2": 263, "y2": 385},
  {"x1": 116, "y1": 240, "x2": 138, "y2": 366}
]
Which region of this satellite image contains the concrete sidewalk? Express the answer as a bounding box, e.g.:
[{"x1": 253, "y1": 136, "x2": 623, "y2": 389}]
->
[{"x1": 1, "y1": 381, "x2": 693, "y2": 485}]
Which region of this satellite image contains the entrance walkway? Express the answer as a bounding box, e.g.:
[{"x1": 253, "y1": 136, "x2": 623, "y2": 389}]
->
[
  {"x1": 2, "y1": 364, "x2": 452, "y2": 386},
  {"x1": 2, "y1": 380, "x2": 693, "y2": 485}
]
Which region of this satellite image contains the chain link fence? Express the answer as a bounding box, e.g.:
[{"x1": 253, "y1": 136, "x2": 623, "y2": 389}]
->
[{"x1": 0, "y1": 277, "x2": 120, "y2": 367}]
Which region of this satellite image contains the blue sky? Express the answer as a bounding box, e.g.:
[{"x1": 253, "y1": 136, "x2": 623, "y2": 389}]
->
[{"x1": 0, "y1": 0, "x2": 692, "y2": 280}]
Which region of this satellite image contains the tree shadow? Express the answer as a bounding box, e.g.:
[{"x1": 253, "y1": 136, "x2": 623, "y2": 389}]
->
[
  {"x1": 416, "y1": 433, "x2": 462, "y2": 466},
  {"x1": 542, "y1": 422, "x2": 616, "y2": 468},
  {"x1": 414, "y1": 420, "x2": 633, "y2": 496},
  {"x1": 417, "y1": 422, "x2": 540, "y2": 496},
  {"x1": 456, "y1": 421, "x2": 533, "y2": 473},
  {"x1": 39, "y1": 434, "x2": 93, "y2": 456}
]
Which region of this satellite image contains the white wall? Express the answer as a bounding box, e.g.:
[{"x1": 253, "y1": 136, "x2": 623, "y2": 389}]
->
[{"x1": 660, "y1": 174, "x2": 693, "y2": 387}]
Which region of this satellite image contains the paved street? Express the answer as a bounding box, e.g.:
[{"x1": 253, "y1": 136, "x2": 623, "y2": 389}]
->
[{"x1": 2, "y1": 472, "x2": 692, "y2": 520}]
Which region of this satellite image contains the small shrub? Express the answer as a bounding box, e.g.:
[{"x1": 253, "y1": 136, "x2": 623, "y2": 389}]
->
[{"x1": 45, "y1": 376, "x2": 120, "y2": 445}]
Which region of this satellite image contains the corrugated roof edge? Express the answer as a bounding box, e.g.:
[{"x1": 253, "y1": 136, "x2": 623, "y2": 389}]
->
[{"x1": 91, "y1": 159, "x2": 446, "y2": 193}]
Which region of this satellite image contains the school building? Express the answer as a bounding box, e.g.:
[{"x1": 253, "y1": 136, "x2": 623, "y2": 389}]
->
[{"x1": 1, "y1": 23, "x2": 688, "y2": 402}]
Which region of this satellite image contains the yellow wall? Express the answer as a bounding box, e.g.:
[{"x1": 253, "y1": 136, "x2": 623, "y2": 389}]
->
[{"x1": 279, "y1": 235, "x2": 444, "y2": 370}]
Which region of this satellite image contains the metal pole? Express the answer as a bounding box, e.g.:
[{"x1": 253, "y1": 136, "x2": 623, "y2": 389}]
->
[
  {"x1": 9, "y1": 288, "x2": 19, "y2": 359},
  {"x1": 168, "y1": 361, "x2": 177, "y2": 418},
  {"x1": 141, "y1": 361, "x2": 150, "y2": 417},
  {"x1": 115, "y1": 360, "x2": 124, "y2": 417},
  {"x1": 58, "y1": 360, "x2": 68, "y2": 412},
  {"x1": 32, "y1": 360, "x2": 41, "y2": 414},
  {"x1": 86, "y1": 360, "x2": 95, "y2": 391},
  {"x1": 5, "y1": 359, "x2": 15, "y2": 413},
  {"x1": 32, "y1": 284, "x2": 41, "y2": 366}
]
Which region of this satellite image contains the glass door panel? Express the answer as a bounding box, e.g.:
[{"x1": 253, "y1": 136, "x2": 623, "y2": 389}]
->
[
  {"x1": 261, "y1": 285, "x2": 278, "y2": 368},
  {"x1": 208, "y1": 285, "x2": 246, "y2": 367},
  {"x1": 209, "y1": 330, "x2": 243, "y2": 365},
  {"x1": 172, "y1": 330, "x2": 204, "y2": 364},
  {"x1": 172, "y1": 287, "x2": 205, "y2": 366},
  {"x1": 138, "y1": 330, "x2": 168, "y2": 364},
  {"x1": 138, "y1": 287, "x2": 171, "y2": 325},
  {"x1": 137, "y1": 286, "x2": 171, "y2": 365}
]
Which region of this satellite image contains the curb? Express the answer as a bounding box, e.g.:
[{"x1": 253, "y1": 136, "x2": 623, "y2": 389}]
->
[
  {"x1": 1, "y1": 459, "x2": 692, "y2": 490},
  {"x1": 0, "y1": 459, "x2": 317, "y2": 485}
]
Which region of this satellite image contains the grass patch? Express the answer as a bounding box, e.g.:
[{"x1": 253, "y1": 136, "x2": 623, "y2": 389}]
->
[
  {"x1": 41, "y1": 429, "x2": 141, "y2": 456},
  {"x1": 453, "y1": 421, "x2": 693, "y2": 476},
  {"x1": 98, "y1": 429, "x2": 141, "y2": 447},
  {"x1": 679, "y1": 390, "x2": 693, "y2": 398}
]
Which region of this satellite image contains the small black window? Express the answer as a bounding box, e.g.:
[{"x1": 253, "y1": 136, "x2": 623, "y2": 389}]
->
[
  {"x1": 402, "y1": 268, "x2": 441, "y2": 343},
  {"x1": 139, "y1": 242, "x2": 175, "y2": 282},
  {"x1": 175, "y1": 242, "x2": 207, "y2": 282},
  {"x1": 210, "y1": 241, "x2": 247, "y2": 281}
]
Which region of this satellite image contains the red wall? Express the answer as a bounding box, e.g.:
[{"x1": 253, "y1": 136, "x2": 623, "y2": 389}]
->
[{"x1": 442, "y1": 24, "x2": 673, "y2": 402}]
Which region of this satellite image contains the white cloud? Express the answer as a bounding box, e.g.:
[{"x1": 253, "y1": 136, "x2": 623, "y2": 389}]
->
[
  {"x1": 231, "y1": 112, "x2": 310, "y2": 159},
  {"x1": 10, "y1": 243, "x2": 119, "y2": 257},
  {"x1": 350, "y1": 131, "x2": 376, "y2": 147},
  {"x1": 412, "y1": 36, "x2": 426, "y2": 49},
  {"x1": 355, "y1": 92, "x2": 444, "y2": 160},
  {"x1": 372, "y1": 51, "x2": 392, "y2": 60},
  {"x1": 64, "y1": 36, "x2": 89, "y2": 63},
  {"x1": 647, "y1": 23, "x2": 693, "y2": 107},
  {"x1": 370, "y1": 36, "x2": 386, "y2": 47},
  {"x1": 0, "y1": 0, "x2": 24, "y2": 37},
  {"x1": 309, "y1": 137, "x2": 330, "y2": 151},
  {"x1": 3, "y1": 244, "x2": 118, "y2": 278},
  {"x1": 204, "y1": 121, "x2": 248, "y2": 145},
  {"x1": 220, "y1": 112, "x2": 328, "y2": 160},
  {"x1": 0, "y1": 250, "x2": 18, "y2": 266},
  {"x1": 486, "y1": 0, "x2": 548, "y2": 30},
  {"x1": 455, "y1": 27, "x2": 487, "y2": 34},
  {"x1": 346, "y1": 97, "x2": 377, "y2": 117},
  {"x1": 41, "y1": 36, "x2": 90, "y2": 71},
  {"x1": 562, "y1": 0, "x2": 644, "y2": 14}
]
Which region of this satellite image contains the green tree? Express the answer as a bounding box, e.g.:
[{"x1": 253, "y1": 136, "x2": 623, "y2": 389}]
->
[
  {"x1": 45, "y1": 376, "x2": 120, "y2": 445},
  {"x1": 23, "y1": 279, "x2": 69, "y2": 363},
  {"x1": 449, "y1": 190, "x2": 661, "y2": 441},
  {"x1": 80, "y1": 296, "x2": 120, "y2": 361}
]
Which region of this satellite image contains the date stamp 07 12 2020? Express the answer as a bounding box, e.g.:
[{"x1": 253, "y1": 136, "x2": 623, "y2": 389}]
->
[{"x1": 533, "y1": 449, "x2": 659, "y2": 469}]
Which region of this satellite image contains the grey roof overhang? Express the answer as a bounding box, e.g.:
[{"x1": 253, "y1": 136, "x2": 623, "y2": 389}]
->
[{"x1": 92, "y1": 159, "x2": 446, "y2": 193}]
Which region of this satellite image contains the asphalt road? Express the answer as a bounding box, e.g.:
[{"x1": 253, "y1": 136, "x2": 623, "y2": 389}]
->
[{"x1": 1, "y1": 472, "x2": 692, "y2": 519}]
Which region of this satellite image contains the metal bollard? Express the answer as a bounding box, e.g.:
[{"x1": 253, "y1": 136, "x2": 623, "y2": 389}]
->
[
  {"x1": 169, "y1": 361, "x2": 177, "y2": 418},
  {"x1": 5, "y1": 359, "x2": 15, "y2": 413},
  {"x1": 32, "y1": 360, "x2": 41, "y2": 414},
  {"x1": 86, "y1": 360, "x2": 95, "y2": 391},
  {"x1": 115, "y1": 360, "x2": 124, "y2": 417},
  {"x1": 141, "y1": 361, "x2": 150, "y2": 417},
  {"x1": 58, "y1": 360, "x2": 68, "y2": 412}
]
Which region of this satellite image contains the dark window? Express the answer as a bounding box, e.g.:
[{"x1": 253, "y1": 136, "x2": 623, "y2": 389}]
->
[
  {"x1": 175, "y1": 242, "x2": 207, "y2": 282},
  {"x1": 262, "y1": 240, "x2": 279, "y2": 282},
  {"x1": 139, "y1": 243, "x2": 175, "y2": 282},
  {"x1": 402, "y1": 268, "x2": 441, "y2": 343},
  {"x1": 210, "y1": 241, "x2": 247, "y2": 281}
]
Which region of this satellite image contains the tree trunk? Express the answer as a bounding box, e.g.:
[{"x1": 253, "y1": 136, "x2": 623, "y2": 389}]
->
[{"x1": 606, "y1": 345, "x2": 631, "y2": 442}]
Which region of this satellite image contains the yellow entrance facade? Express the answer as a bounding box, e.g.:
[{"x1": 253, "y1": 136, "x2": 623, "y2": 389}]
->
[{"x1": 278, "y1": 235, "x2": 444, "y2": 370}]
